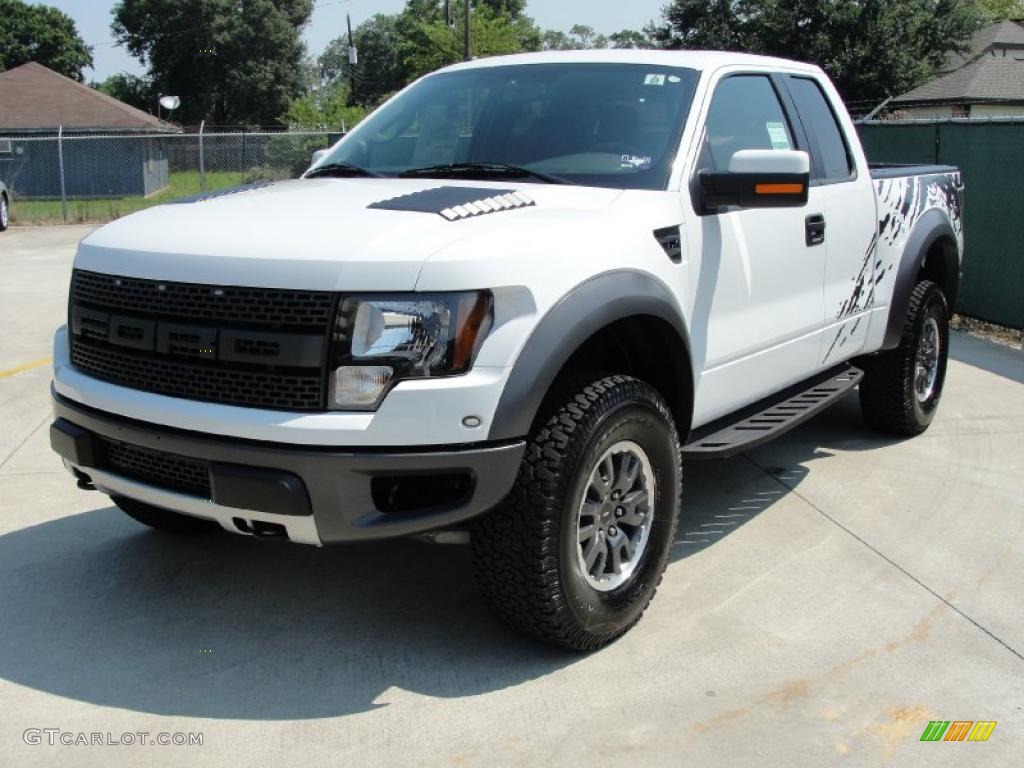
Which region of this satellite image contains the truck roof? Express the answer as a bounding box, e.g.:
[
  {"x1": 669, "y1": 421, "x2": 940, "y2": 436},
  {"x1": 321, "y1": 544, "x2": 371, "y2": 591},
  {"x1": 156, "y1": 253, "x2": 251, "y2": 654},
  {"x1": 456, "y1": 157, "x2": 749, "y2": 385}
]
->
[{"x1": 438, "y1": 49, "x2": 823, "y2": 76}]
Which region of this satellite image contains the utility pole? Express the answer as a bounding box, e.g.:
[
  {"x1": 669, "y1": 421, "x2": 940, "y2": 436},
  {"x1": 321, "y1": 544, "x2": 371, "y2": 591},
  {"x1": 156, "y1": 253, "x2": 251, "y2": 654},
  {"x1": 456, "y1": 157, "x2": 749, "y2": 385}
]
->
[
  {"x1": 347, "y1": 13, "x2": 358, "y2": 66},
  {"x1": 463, "y1": 0, "x2": 471, "y2": 61}
]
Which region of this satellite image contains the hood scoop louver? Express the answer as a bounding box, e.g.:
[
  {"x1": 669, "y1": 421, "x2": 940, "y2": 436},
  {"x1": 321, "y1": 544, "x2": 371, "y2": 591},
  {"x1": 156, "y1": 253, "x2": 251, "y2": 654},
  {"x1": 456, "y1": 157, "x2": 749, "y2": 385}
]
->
[{"x1": 368, "y1": 186, "x2": 535, "y2": 221}]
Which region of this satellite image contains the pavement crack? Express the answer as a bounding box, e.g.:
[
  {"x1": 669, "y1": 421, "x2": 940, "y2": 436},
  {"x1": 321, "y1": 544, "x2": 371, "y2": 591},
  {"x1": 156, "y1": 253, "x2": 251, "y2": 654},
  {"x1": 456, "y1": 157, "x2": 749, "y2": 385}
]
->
[
  {"x1": 0, "y1": 414, "x2": 50, "y2": 470},
  {"x1": 743, "y1": 453, "x2": 1024, "y2": 664}
]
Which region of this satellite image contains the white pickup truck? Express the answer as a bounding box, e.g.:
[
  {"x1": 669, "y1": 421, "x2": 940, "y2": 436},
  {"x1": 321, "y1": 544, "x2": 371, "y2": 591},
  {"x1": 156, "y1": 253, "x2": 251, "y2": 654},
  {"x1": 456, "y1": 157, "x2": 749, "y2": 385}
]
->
[{"x1": 50, "y1": 51, "x2": 963, "y2": 650}]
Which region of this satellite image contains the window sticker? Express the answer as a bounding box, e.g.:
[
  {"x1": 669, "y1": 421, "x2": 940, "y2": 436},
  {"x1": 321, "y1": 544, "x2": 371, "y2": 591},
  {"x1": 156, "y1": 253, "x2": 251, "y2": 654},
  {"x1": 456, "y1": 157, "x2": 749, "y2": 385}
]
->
[
  {"x1": 644, "y1": 74, "x2": 666, "y2": 86},
  {"x1": 766, "y1": 122, "x2": 791, "y2": 150},
  {"x1": 621, "y1": 154, "x2": 653, "y2": 169}
]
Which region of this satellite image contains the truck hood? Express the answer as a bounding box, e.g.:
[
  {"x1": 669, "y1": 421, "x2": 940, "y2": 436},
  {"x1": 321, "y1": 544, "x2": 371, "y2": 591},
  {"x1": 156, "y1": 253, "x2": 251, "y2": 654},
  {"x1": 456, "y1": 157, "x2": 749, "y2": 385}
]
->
[{"x1": 76, "y1": 178, "x2": 624, "y2": 291}]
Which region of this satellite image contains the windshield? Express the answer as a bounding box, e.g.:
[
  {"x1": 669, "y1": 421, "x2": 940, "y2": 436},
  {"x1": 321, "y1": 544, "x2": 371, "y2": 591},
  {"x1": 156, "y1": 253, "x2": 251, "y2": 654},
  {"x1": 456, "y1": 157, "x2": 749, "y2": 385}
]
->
[{"x1": 320, "y1": 63, "x2": 700, "y2": 190}]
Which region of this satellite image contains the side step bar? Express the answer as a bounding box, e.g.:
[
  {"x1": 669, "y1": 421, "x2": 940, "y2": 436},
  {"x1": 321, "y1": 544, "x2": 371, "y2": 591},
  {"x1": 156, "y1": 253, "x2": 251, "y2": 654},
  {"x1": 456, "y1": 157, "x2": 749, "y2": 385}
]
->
[{"x1": 683, "y1": 365, "x2": 863, "y2": 460}]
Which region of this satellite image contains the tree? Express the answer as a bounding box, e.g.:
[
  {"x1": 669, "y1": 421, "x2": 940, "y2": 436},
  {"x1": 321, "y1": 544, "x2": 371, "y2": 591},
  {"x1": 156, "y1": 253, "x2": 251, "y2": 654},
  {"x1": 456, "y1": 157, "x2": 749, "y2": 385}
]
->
[
  {"x1": 648, "y1": 0, "x2": 982, "y2": 102},
  {"x1": 92, "y1": 73, "x2": 156, "y2": 112},
  {"x1": 0, "y1": 0, "x2": 93, "y2": 81},
  {"x1": 280, "y1": 82, "x2": 367, "y2": 129},
  {"x1": 111, "y1": 0, "x2": 314, "y2": 126},
  {"x1": 542, "y1": 25, "x2": 608, "y2": 50},
  {"x1": 542, "y1": 24, "x2": 652, "y2": 51},
  {"x1": 477, "y1": 0, "x2": 527, "y2": 19},
  {"x1": 976, "y1": 0, "x2": 1024, "y2": 20},
  {"x1": 608, "y1": 29, "x2": 655, "y2": 49},
  {"x1": 646, "y1": 0, "x2": 741, "y2": 50},
  {"x1": 400, "y1": 1, "x2": 540, "y2": 80},
  {"x1": 435, "y1": 0, "x2": 528, "y2": 21},
  {"x1": 320, "y1": 14, "x2": 407, "y2": 107}
]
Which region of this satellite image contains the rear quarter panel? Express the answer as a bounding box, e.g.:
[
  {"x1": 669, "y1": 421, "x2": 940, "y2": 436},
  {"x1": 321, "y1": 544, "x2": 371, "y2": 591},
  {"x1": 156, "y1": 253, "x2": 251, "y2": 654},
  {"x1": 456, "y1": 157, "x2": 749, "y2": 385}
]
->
[{"x1": 862, "y1": 170, "x2": 964, "y2": 350}]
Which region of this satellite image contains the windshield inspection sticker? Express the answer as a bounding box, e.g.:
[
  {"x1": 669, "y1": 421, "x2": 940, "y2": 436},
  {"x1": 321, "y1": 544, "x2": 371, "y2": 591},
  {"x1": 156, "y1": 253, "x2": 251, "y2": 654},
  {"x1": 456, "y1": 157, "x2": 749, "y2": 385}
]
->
[
  {"x1": 766, "y1": 122, "x2": 791, "y2": 150},
  {"x1": 621, "y1": 154, "x2": 653, "y2": 169},
  {"x1": 644, "y1": 74, "x2": 667, "y2": 86}
]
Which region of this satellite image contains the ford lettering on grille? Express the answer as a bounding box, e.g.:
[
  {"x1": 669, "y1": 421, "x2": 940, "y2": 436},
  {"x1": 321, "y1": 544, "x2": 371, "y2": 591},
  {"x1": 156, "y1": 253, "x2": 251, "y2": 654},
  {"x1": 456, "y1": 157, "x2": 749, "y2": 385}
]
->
[
  {"x1": 71, "y1": 306, "x2": 324, "y2": 366},
  {"x1": 69, "y1": 270, "x2": 335, "y2": 411}
]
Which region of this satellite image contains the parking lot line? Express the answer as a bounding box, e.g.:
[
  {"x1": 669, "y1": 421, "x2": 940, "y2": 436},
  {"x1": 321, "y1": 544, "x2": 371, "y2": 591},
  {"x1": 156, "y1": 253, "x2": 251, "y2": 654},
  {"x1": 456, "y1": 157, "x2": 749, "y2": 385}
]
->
[{"x1": 0, "y1": 356, "x2": 51, "y2": 380}]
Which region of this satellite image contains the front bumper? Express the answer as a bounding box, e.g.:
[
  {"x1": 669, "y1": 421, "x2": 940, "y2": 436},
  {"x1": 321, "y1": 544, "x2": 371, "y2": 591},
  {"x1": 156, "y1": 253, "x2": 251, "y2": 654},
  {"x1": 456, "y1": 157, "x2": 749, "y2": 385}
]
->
[{"x1": 50, "y1": 389, "x2": 525, "y2": 545}]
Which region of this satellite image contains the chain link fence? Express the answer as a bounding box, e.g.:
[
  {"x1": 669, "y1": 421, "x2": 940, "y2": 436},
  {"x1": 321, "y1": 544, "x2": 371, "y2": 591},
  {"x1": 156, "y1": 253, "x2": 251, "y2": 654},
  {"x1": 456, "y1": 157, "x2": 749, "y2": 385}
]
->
[{"x1": 0, "y1": 128, "x2": 340, "y2": 225}]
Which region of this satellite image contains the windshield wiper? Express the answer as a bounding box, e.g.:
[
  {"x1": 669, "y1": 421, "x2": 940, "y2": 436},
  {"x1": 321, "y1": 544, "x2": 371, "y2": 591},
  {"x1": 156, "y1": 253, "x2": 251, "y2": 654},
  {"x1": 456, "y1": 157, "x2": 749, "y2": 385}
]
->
[
  {"x1": 399, "y1": 162, "x2": 568, "y2": 185},
  {"x1": 305, "y1": 162, "x2": 382, "y2": 179}
]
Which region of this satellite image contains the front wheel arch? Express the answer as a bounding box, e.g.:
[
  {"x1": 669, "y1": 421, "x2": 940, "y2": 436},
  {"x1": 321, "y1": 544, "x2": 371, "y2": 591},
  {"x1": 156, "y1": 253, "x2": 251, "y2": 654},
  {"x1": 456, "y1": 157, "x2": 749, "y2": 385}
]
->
[{"x1": 487, "y1": 270, "x2": 695, "y2": 442}]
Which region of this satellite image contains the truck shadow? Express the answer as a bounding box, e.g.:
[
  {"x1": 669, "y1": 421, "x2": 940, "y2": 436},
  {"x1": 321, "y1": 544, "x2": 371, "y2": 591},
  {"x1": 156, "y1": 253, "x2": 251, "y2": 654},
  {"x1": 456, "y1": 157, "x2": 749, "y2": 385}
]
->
[
  {"x1": 673, "y1": 393, "x2": 903, "y2": 560},
  {"x1": 0, "y1": 395, "x2": 900, "y2": 720}
]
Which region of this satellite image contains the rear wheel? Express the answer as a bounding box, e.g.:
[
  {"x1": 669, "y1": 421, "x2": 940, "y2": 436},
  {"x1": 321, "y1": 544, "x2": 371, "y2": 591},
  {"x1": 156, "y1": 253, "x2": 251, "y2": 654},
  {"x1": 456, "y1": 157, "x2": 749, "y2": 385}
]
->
[
  {"x1": 859, "y1": 280, "x2": 949, "y2": 436},
  {"x1": 113, "y1": 496, "x2": 220, "y2": 534},
  {"x1": 472, "y1": 374, "x2": 682, "y2": 651},
  {"x1": 0, "y1": 194, "x2": 9, "y2": 231}
]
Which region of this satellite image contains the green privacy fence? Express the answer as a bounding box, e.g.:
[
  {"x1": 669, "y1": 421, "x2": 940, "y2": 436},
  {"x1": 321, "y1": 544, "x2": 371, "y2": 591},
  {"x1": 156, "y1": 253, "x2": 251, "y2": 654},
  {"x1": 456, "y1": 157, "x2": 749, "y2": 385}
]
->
[{"x1": 857, "y1": 121, "x2": 1024, "y2": 329}]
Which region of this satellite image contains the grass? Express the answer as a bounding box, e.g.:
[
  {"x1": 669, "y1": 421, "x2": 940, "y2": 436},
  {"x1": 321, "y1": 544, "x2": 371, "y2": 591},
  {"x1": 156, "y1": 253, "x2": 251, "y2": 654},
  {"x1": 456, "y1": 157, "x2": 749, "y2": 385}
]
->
[{"x1": 9, "y1": 171, "x2": 248, "y2": 225}]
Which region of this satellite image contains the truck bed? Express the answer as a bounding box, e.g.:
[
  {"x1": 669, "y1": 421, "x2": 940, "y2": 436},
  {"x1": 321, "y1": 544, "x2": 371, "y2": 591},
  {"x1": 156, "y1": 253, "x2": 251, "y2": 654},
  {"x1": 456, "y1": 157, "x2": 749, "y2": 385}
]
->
[{"x1": 869, "y1": 163, "x2": 958, "y2": 179}]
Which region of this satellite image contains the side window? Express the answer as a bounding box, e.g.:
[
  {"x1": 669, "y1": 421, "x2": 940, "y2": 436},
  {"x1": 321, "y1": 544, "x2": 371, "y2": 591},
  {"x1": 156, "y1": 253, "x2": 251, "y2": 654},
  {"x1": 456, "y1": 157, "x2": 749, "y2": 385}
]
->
[
  {"x1": 787, "y1": 77, "x2": 853, "y2": 181},
  {"x1": 704, "y1": 75, "x2": 794, "y2": 171}
]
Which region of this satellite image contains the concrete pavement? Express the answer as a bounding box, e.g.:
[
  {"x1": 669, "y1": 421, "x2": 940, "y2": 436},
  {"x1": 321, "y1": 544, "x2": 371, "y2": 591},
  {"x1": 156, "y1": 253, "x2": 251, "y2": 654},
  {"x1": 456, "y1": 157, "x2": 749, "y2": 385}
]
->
[{"x1": 1, "y1": 225, "x2": 1022, "y2": 767}]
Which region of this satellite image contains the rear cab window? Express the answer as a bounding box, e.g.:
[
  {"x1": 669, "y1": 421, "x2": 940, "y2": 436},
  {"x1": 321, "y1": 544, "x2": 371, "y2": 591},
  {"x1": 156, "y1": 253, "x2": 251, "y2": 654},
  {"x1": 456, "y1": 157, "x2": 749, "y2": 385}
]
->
[{"x1": 785, "y1": 76, "x2": 855, "y2": 183}]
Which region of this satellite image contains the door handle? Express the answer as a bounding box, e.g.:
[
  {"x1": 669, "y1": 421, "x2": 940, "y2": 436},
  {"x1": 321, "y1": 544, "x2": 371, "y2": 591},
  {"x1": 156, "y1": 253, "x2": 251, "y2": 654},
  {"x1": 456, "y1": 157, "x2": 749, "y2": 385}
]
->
[{"x1": 805, "y1": 214, "x2": 826, "y2": 247}]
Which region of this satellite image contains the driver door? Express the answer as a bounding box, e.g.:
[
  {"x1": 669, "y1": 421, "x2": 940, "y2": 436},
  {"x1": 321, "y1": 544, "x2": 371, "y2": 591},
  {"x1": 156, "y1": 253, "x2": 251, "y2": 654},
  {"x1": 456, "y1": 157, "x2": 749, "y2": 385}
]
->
[{"x1": 686, "y1": 72, "x2": 828, "y2": 427}]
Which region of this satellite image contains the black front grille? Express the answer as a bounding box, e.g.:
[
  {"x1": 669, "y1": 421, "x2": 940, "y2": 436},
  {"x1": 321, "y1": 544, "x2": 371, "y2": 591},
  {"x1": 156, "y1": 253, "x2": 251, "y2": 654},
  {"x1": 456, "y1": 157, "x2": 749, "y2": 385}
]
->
[
  {"x1": 99, "y1": 437, "x2": 211, "y2": 498},
  {"x1": 69, "y1": 270, "x2": 335, "y2": 411},
  {"x1": 73, "y1": 269, "x2": 335, "y2": 329},
  {"x1": 72, "y1": 343, "x2": 324, "y2": 410}
]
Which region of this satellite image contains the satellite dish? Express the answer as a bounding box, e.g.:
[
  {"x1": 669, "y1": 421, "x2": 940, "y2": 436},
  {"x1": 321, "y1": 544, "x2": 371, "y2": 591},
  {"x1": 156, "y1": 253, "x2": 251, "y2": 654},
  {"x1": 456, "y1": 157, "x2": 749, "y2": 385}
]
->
[{"x1": 159, "y1": 95, "x2": 181, "y2": 111}]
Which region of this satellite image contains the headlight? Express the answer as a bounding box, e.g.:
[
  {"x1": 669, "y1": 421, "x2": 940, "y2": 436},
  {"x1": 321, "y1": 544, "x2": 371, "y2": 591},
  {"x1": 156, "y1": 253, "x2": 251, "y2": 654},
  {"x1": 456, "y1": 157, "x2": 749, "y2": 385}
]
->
[{"x1": 329, "y1": 292, "x2": 493, "y2": 410}]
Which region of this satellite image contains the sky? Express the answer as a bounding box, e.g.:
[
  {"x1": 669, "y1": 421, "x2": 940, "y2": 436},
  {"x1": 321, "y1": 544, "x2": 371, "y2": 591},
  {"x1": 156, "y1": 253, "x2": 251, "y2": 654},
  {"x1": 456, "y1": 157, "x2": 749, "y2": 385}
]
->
[{"x1": 27, "y1": 0, "x2": 671, "y2": 82}]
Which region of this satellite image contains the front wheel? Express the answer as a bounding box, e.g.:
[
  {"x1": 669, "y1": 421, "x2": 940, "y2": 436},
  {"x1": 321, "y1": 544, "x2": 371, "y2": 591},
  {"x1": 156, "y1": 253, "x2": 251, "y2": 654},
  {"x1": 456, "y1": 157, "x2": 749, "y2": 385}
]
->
[
  {"x1": 859, "y1": 280, "x2": 949, "y2": 436},
  {"x1": 472, "y1": 375, "x2": 682, "y2": 651},
  {"x1": 0, "y1": 195, "x2": 9, "y2": 231}
]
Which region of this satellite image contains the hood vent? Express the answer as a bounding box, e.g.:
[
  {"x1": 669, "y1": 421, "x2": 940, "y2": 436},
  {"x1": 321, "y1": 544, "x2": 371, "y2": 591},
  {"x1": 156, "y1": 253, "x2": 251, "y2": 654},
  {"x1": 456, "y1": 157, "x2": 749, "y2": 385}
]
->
[{"x1": 368, "y1": 186, "x2": 535, "y2": 221}]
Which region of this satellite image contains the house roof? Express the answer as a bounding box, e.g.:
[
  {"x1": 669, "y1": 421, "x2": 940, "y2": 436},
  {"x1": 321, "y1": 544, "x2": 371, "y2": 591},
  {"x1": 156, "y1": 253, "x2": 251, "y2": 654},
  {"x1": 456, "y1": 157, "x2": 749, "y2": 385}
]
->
[
  {"x1": 893, "y1": 21, "x2": 1024, "y2": 105},
  {"x1": 945, "y1": 20, "x2": 1024, "y2": 71},
  {"x1": 0, "y1": 62, "x2": 178, "y2": 133},
  {"x1": 893, "y1": 54, "x2": 1024, "y2": 104}
]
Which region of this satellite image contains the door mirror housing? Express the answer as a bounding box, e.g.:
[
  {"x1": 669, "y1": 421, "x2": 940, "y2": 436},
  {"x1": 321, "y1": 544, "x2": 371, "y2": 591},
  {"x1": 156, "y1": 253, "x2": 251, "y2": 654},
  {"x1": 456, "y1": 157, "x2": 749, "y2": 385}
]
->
[
  {"x1": 699, "y1": 149, "x2": 810, "y2": 213},
  {"x1": 310, "y1": 149, "x2": 328, "y2": 167}
]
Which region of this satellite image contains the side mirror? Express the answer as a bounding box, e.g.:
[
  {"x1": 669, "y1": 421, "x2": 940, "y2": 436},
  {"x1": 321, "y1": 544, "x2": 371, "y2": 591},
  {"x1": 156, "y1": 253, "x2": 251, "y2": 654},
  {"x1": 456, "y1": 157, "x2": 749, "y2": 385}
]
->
[
  {"x1": 699, "y1": 150, "x2": 810, "y2": 213},
  {"x1": 310, "y1": 149, "x2": 328, "y2": 167}
]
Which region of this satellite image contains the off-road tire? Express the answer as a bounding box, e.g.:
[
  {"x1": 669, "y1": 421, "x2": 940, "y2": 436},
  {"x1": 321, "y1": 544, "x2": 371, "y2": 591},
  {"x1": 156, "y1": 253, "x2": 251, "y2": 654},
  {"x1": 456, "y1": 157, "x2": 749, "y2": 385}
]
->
[
  {"x1": 472, "y1": 374, "x2": 682, "y2": 651},
  {"x1": 859, "y1": 280, "x2": 949, "y2": 436},
  {"x1": 114, "y1": 496, "x2": 221, "y2": 534}
]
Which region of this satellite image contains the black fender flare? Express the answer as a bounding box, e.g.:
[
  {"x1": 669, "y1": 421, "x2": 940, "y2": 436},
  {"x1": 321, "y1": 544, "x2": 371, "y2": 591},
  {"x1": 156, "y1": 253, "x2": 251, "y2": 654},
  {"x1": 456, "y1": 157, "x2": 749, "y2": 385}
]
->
[
  {"x1": 882, "y1": 209, "x2": 959, "y2": 350},
  {"x1": 487, "y1": 270, "x2": 693, "y2": 441}
]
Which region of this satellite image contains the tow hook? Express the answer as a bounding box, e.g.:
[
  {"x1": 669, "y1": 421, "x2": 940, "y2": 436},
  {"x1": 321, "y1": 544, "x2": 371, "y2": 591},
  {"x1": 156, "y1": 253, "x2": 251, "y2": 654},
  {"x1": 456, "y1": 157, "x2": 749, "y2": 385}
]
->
[
  {"x1": 73, "y1": 468, "x2": 95, "y2": 491},
  {"x1": 232, "y1": 517, "x2": 288, "y2": 540}
]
